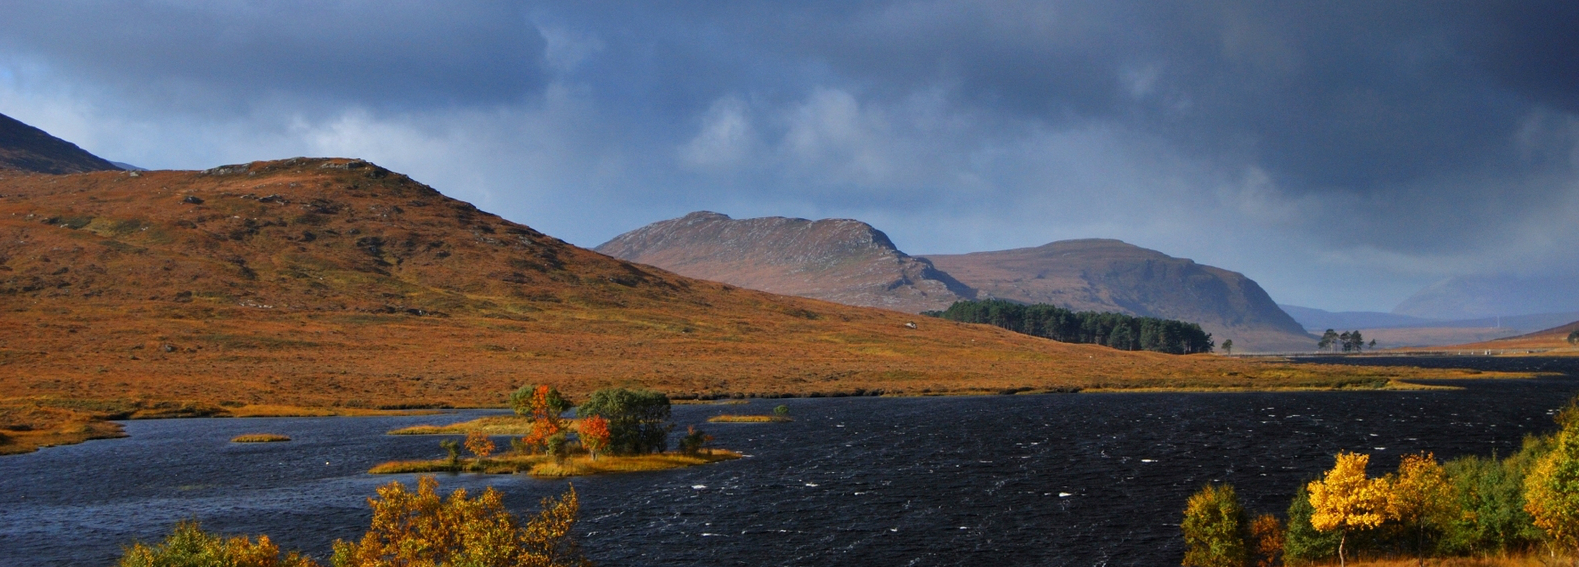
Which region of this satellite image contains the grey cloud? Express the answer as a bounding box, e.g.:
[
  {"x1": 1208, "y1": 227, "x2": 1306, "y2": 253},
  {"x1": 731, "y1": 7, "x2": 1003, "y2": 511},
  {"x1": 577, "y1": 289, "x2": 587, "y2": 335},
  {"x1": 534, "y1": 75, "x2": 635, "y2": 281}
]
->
[{"x1": 0, "y1": 1, "x2": 549, "y2": 112}]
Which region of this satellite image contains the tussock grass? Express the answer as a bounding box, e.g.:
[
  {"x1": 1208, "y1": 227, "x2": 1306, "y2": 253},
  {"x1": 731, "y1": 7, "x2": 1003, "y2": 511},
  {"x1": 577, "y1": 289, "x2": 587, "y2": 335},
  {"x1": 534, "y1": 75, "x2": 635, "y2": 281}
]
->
[
  {"x1": 368, "y1": 449, "x2": 741, "y2": 477},
  {"x1": 707, "y1": 414, "x2": 790, "y2": 423},
  {"x1": 231, "y1": 433, "x2": 290, "y2": 443},
  {"x1": 1343, "y1": 554, "x2": 1569, "y2": 566}
]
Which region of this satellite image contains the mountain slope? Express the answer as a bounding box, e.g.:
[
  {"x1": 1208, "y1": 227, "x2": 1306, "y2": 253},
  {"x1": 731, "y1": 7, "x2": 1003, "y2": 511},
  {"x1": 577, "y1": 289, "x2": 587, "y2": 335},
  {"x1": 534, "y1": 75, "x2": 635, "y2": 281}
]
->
[
  {"x1": 923, "y1": 240, "x2": 1314, "y2": 352},
  {"x1": 0, "y1": 112, "x2": 121, "y2": 174},
  {"x1": 596, "y1": 211, "x2": 973, "y2": 313},
  {"x1": 1393, "y1": 275, "x2": 1579, "y2": 320}
]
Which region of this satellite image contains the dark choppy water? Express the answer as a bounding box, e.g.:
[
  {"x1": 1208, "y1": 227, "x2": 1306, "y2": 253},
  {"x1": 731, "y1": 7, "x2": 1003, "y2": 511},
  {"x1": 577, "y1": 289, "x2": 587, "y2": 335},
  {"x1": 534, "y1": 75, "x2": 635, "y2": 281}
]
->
[{"x1": 2, "y1": 357, "x2": 1577, "y2": 566}]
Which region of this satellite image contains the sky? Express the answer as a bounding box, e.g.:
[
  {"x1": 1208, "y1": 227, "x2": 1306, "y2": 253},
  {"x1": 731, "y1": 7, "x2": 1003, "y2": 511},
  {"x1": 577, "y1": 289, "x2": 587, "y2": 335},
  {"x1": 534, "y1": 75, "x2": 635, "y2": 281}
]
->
[{"x1": 0, "y1": 1, "x2": 1576, "y2": 314}]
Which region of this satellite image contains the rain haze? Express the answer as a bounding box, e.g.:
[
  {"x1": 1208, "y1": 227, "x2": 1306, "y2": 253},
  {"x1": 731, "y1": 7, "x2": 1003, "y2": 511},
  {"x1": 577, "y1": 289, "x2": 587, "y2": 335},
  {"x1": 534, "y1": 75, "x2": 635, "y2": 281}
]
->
[{"x1": 2, "y1": 1, "x2": 1576, "y2": 315}]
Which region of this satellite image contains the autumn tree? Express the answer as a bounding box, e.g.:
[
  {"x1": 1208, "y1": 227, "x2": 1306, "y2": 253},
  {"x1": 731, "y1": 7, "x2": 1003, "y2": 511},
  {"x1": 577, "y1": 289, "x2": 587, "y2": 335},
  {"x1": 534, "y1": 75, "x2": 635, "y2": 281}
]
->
[
  {"x1": 577, "y1": 388, "x2": 671, "y2": 455},
  {"x1": 1308, "y1": 452, "x2": 1390, "y2": 566},
  {"x1": 330, "y1": 476, "x2": 590, "y2": 567},
  {"x1": 519, "y1": 386, "x2": 572, "y2": 456},
  {"x1": 679, "y1": 426, "x2": 712, "y2": 456},
  {"x1": 1525, "y1": 416, "x2": 1579, "y2": 553},
  {"x1": 1386, "y1": 452, "x2": 1455, "y2": 565},
  {"x1": 1181, "y1": 483, "x2": 1250, "y2": 567},
  {"x1": 119, "y1": 521, "x2": 316, "y2": 567},
  {"x1": 1248, "y1": 514, "x2": 1283, "y2": 567},
  {"x1": 578, "y1": 416, "x2": 610, "y2": 460},
  {"x1": 465, "y1": 431, "x2": 496, "y2": 469}
]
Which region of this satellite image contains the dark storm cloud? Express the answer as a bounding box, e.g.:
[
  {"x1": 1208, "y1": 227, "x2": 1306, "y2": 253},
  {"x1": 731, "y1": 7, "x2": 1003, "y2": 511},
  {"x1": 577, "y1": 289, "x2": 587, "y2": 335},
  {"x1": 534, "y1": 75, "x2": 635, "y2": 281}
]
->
[
  {"x1": 0, "y1": 1, "x2": 548, "y2": 111},
  {"x1": 2, "y1": 1, "x2": 1576, "y2": 310}
]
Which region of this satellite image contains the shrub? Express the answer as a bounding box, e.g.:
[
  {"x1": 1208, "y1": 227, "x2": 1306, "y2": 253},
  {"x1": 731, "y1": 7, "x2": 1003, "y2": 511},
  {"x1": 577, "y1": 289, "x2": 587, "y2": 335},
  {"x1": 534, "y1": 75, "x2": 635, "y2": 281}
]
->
[
  {"x1": 577, "y1": 388, "x2": 671, "y2": 455},
  {"x1": 1181, "y1": 483, "x2": 1249, "y2": 567},
  {"x1": 678, "y1": 427, "x2": 712, "y2": 456},
  {"x1": 773, "y1": 405, "x2": 789, "y2": 417},
  {"x1": 118, "y1": 520, "x2": 315, "y2": 567},
  {"x1": 1441, "y1": 440, "x2": 1548, "y2": 554},
  {"x1": 1526, "y1": 419, "x2": 1579, "y2": 552},
  {"x1": 439, "y1": 439, "x2": 460, "y2": 469},
  {"x1": 329, "y1": 476, "x2": 590, "y2": 567}
]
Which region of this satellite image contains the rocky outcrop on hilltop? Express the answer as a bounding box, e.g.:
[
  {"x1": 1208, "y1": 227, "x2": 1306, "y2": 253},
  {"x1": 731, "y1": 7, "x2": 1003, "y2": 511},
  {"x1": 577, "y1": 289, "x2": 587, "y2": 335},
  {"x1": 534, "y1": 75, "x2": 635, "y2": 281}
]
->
[
  {"x1": 922, "y1": 239, "x2": 1314, "y2": 352},
  {"x1": 0, "y1": 112, "x2": 121, "y2": 174},
  {"x1": 596, "y1": 211, "x2": 973, "y2": 313}
]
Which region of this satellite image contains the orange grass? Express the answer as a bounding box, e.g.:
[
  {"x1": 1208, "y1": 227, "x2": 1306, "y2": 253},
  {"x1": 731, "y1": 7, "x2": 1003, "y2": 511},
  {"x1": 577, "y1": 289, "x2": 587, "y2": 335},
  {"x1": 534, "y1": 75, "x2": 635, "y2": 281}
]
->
[{"x1": 388, "y1": 416, "x2": 544, "y2": 435}]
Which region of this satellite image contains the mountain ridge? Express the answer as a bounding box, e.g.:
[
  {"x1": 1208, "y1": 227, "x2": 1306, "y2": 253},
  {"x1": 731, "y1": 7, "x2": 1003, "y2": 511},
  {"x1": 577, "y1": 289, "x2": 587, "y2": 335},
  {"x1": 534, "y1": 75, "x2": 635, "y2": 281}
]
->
[
  {"x1": 922, "y1": 239, "x2": 1315, "y2": 352},
  {"x1": 596, "y1": 211, "x2": 973, "y2": 313},
  {"x1": 0, "y1": 112, "x2": 122, "y2": 174}
]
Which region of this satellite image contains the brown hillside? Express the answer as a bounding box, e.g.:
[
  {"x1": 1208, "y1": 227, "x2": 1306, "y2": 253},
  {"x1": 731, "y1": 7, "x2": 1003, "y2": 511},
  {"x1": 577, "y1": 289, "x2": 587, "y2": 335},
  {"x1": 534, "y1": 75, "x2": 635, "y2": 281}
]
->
[
  {"x1": 596, "y1": 211, "x2": 972, "y2": 313},
  {"x1": 923, "y1": 240, "x2": 1315, "y2": 353},
  {"x1": 1429, "y1": 319, "x2": 1579, "y2": 353},
  {"x1": 0, "y1": 112, "x2": 121, "y2": 174},
  {"x1": 0, "y1": 160, "x2": 1478, "y2": 453}
]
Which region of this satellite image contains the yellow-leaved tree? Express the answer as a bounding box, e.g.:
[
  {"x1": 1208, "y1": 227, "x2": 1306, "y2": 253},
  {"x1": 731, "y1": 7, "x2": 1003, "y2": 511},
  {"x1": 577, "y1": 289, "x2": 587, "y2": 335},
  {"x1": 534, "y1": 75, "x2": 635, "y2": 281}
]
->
[
  {"x1": 330, "y1": 475, "x2": 591, "y2": 567},
  {"x1": 1385, "y1": 452, "x2": 1455, "y2": 566},
  {"x1": 1180, "y1": 483, "x2": 1249, "y2": 567},
  {"x1": 1308, "y1": 451, "x2": 1389, "y2": 567},
  {"x1": 1525, "y1": 418, "x2": 1579, "y2": 554}
]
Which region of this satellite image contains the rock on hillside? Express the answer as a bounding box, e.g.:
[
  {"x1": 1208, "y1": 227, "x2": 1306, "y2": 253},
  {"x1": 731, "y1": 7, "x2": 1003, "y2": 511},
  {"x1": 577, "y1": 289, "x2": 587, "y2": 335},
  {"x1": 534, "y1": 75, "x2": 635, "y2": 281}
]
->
[
  {"x1": 0, "y1": 112, "x2": 121, "y2": 174},
  {"x1": 596, "y1": 211, "x2": 973, "y2": 313},
  {"x1": 923, "y1": 239, "x2": 1314, "y2": 352}
]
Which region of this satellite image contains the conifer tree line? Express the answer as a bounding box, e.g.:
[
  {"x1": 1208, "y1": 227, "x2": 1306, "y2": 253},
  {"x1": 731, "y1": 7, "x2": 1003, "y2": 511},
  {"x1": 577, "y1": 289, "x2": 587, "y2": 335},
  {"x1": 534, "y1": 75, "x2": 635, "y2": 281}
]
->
[
  {"x1": 926, "y1": 299, "x2": 1214, "y2": 354},
  {"x1": 1317, "y1": 329, "x2": 1374, "y2": 353},
  {"x1": 1182, "y1": 396, "x2": 1579, "y2": 566}
]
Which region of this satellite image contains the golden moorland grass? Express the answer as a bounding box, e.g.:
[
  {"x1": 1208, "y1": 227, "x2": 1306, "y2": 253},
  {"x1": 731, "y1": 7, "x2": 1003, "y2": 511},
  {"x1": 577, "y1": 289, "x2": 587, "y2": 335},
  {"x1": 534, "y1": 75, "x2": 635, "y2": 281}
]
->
[
  {"x1": 0, "y1": 160, "x2": 1544, "y2": 454},
  {"x1": 1339, "y1": 554, "x2": 1570, "y2": 566},
  {"x1": 368, "y1": 449, "x2": 741, "y2": 477},
  {"x1": 230, "y1": 433, "x2": 290, "y2": 443},
  {"x1": 707, "y1": 414, "x2": 791, "y2": 423}
]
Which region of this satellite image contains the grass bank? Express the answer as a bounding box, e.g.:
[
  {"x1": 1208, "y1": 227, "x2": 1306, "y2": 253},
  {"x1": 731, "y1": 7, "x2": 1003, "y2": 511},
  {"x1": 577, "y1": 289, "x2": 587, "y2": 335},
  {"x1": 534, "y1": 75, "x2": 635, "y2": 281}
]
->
[{"x1": 369, "y1": 449, "x2": 741, "y2": 478}]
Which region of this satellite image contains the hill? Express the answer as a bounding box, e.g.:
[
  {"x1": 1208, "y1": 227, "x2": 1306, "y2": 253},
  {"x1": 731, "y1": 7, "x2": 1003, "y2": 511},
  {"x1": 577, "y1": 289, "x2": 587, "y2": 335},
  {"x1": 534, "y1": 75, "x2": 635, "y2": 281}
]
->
[
  {"x1": 596, "y1": 211, "x2": 973, "y2": 313},
  {"x1": 922, "y1": 240, "x2": 1314, "y2": 353},
  {"x1": 0, "y1": 159, "x2": 1488, "y2": 453},
  {"x1": 0, "y1": 112, "x2": 121, "y2": 174},
  {"x1": 1278, "y1": 305, "x2": 1437, "y2": 332}
]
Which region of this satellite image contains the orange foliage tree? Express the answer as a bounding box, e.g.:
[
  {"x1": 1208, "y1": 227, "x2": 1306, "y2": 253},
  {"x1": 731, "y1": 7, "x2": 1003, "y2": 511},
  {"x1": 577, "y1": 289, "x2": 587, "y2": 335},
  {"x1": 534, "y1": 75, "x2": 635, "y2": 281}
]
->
[
  {"x1": 578, "y1": 416, "x2": 610, "y2": 460},
  {"x1": 466, "y1": 431, "x2": 496, "y2": 465},
  {"x1": 1249, "y1": 514, "x2": 1284, "y2": 567},
  {"x1": 520, "y1": 386, "x2": 569, "y2": 455},
  {"x1": 330, "y1": 475, "x2": 590, "y2": 567},
  {"x1": 118, "y1": 520, "x2": 316, "y2": 567},
  {"x1": 1308, "y1": 451, "x2": 1390, "y2": 567}
]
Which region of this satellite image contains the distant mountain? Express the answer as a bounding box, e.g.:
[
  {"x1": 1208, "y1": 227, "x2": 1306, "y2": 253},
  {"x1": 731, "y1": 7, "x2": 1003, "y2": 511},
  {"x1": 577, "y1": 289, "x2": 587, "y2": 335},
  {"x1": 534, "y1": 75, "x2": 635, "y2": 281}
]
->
[
  {"x1": 0, "y1": 112, "x2": 121, "y2": 174},
  {"x1": 922, "y1": 240, "x2": 1314, "y2": 352},
  {"x1": 596, "y1": 211, "x2": 974, "y2": 313},
  {"x1": 1393, "y1": 275, "x2": 1579, "y2": 320},
  {"x1": 1278, "y1": 305, "x2": 1438, "y2": 332}
]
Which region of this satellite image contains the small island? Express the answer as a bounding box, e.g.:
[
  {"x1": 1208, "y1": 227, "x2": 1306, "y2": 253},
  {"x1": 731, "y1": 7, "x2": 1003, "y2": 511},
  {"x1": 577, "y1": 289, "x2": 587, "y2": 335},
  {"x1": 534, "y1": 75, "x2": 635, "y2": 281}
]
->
[
  {"x1": 373, "y1": 385, "x2": 738, "y2": 478},
  {"x1": 706, "y1": 404, "x2": 793, "y2": 423},
  {"x1": 231, "y1": 433, "x2": 290, "y2": 443},
  {"x1": 388, "y1": 415, "x2": 542, "y2": 436},
  {"x1": 707, "y1": 414, "x2": 791, "y2": 423}
]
